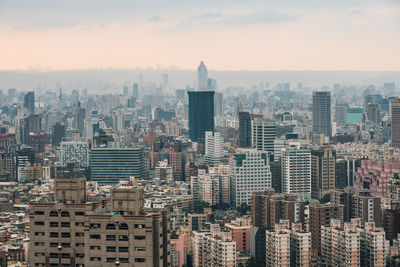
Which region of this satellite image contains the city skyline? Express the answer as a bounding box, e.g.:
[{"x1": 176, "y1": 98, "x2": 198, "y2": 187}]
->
[{"x1": 0, "y1": 0, "x2": 399, "y2": 71}]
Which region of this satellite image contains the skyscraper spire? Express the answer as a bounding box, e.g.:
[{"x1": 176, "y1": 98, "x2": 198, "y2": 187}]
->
[{"x1": 197, "y1": 61, "x2": 208, "y2": 91}]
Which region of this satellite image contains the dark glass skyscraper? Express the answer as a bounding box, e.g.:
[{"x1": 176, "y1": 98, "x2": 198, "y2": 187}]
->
[
  {"x1": 312, "y1": 91, "x2": 332, "y2": 138},
  {"x1": 239, "y1": 112, "x2": 251, "y2": 147},
  {"x1": 188, "y1": 91, "x2": 214, "y2": 142},
  {"x1": 23, "y1": 91, "x2": 35, "y2": 115},
  {"x1": 391, "y1": 99, "x2": 400, "y2": 148}
]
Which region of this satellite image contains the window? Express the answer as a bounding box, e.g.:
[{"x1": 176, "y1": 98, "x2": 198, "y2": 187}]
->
[
  {"x1": 90, "y1": 223, "x2": 101, "y2": 229},
  {"x1": 106, "y1": 246, "x2": 116, "y2": 252},
  {"x1": 135, "y1": 258, "x2": 146, "y2": 262},
  {"x1": 75, "y1": 253, "x2": 84, "y2": 258},
  {"x1": 119, "y1": 247, "x2": 129, "y2": 252},
  {"x1": 34, "y1": 211, "x2": 44, "y2": 215},
  {"x1": 120, "y1": 258, "x2": 129, "y2": 263},
  {"x1": 35, "y1": 252, "x2": 45, "y2": 256},
  {"x1": 134, "y1": 247, "x2": 146, "y2": 251},
  {"x1": 49, "y1": 222, "x2": 58, "y2": 227},
  {"x1": 35, "y1": 221, "x2": 45, "y2": 226},
  {"x1": 119, "y1": 235, "x2": 129, "y2": 241},
  {"x1": 90, "y1": 246, "x2": 101, "y2": 250},
  {"x1": 35, "y1": 242, "x2": 45, "y2": 246},
  {"x1": 61, "y1": 243, "x2": 70, "y2": 248},
  {"x1": 61, "y1": 232, "x2": 71, "y2": 238},
  {"x1": 106, "y1": 223, "x2": 116, "y2": 229},
  {"x1": 75, "y1": 222, "x2": 84, "y2": 227},
  {"x1": 61, "y1": 222, "x2": 70, "y2": 227},
  {"x1": 35, "y1": 232, "x2": 45, "y2": 236},
  {"x1": 50, "y1": 232, "x2": 59, "y2": 238},
  {"x1": 119, "y1": 223, "x2": 129, "y2": 230},
  {"x1": 61, "y1": 211, "x2": 70, "y2": 217},
  {"x1": 50, "y1": 243, "x2": 58, "y2": 247},
  {"x1": 75, "y1": 243, "x2": 84, "y2": 247},
  {"x1": 90, "y1": 234, "x2": 101, "y2": 239},
  {"x1": 49, "y1": 211, "x2": 58, "y2": 217},
  {"x1": 61, "y1": 253, "x2": 70, "y2": 258},
  {"x1": 75, "y1": 232, "x2": 84, "y2": 237},
  {"x1": 135, "y1": 224, "x2": 145, "y2": 229},
  {"x1": 134, "y1": 235, "x2": 145, "y2": 240},
  {"x1": 106, "y1": 235, "x2": 116, "y2": 241},
  {"x1": 107, "y1": 258, "x2": 116, "y2": 263},
  {"x1": 50, "y1": 253, "x2": 58, "y2": 258},
  {"x1": 90, "y1": 257, "x2": 101, "y2": 261},
  {"x1": 75, "y1": 211, "x2": 84, "y2": 216}
]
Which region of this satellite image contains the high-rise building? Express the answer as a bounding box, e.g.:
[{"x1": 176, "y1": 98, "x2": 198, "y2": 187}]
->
[
  {"x1": 188, "y1": 91, "x2": 215, "y2": 142},
  {"x1": 60, "y1": 141, "x2": 89, "y2": 168},
  {"x1": 0, "y1": 152, "x2": 15, "y2": 181},
  {"x1": 309, "y1": 199, "x2": 344, "y2": 253},
  {"x1": 238, "y1": 112, "x2": 251, "y2": 148},
  {"x1": 214, "y1": 92, "x2": 223, "y2": 116},
  {"x1": 133, "y1": 82, "x2": 139, "y2": 99},
  {"x1": 90, "y1": 147, "x2": 145, "y2": 183},
  {"x1": 197, "y1": 61, "x2": 208, "y2": 91},
  {"x1": 74, "y1": 104, "x2": 86, "y2": 136},
  {"x1": 281, "y1": 143, "x2": 311, "y2": 200},
  {"x1": 51, "y1": 122, "x2": 66, "y2": 146},
  {"x1": 204, "y1": 131, "x2": 224, "y2": 164},
  {"x1": 225, "y1": 217, "x2": 251, "y2": 252},
  {"x1": 311, "y1": 146, "x2": 336, "y2": 199},
  {"x1": 367, "y1": 103, "x2": 380, "y2": 124},
  {"x1": 391, "y1": 99, "x2": 400, "y2": 148},
  {"x1": 251, "y1": 118, "x2": 276, "y2": 154},
  {"x1": 312, "y1": 91, "x2": 332, "y2": 138},
  {"x1": 192, "y1": 224, "x2": 236, "y2": 267},
  {"x1": 29, "y1": 178, "x2": 170, "y2": 266},
  {"x1": 251, "y1": 188, "x2": 304, "y2": 229},
  {"x1": 230, "y1": 149, "x2": 271, "y2": 206},
  {"x1": 334, "y1": 104, "x2": 348, "y2": 123},
  {"x1": 23, "y1": 91, "x2": 35, "y2": 115},
  {"x1": 265, "y1": 220, "x2": 312, "y2": 267},
  {"x1": 330, "y1": 187, "x2": 382, "y2": 226}
]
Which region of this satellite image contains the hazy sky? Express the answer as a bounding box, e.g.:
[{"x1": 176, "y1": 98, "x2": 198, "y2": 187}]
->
[{"x1": 0, "y1": 0, "x2": 399, "y2": 71}]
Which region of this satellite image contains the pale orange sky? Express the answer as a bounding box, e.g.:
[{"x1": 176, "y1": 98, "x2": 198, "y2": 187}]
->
[{"x1": 0, "y1": 0, "x2": 399, "y2": 71}]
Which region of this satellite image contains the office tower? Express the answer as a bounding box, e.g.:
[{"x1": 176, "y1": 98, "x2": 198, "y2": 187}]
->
[
  {"x1": 334, "y1": 104, "x2": 348, "y2": 123},
  {"x1": 309, "y1": 199, "x2": 344, "y2": 253},
  {"x1": 281, "y1": 143, "x2": 311, "y2": 200},
  {"x1": 270, "y1": 161, "x2": 282, "y2": 193},
  {"x1": 83, "y1": 118, "x2": 99, "y2": 141},
  {"x1": 365, "y1": 94, "x2": 382, "y2": 110},
  {"x1": 204, "y1": 131, "x2": 224, "y2": 164},
  {"x1": 51, "y1": 122, "x2": 66, "y2": 146},
  {"x1": 24, "y1": 91, "x2": 35, "y2": 115},
  {"x1": 60, "y1": 141, "x2": 89, "y2": 168},
  {"x1": 197, "y1": 61, "x2": 208, "y2": 91},
  {"x1": 321, "y1": 219, "x2": 360, "y2": 266},
  {"x1": 382, "y1": 202, "x2": 400, "y2": 241},
  {"x1": 367, "y1": 103, "x2": 380, "y2": 124},
  {"x1": 214, "y1": 92, "x2": 223, "y2": 116},
  {"x1": 192, "y1": 225, "x2": 236, "y2": 267},
  {"x1": 238, "y1": 112, "x2": 251, "y2": 148},
  {"x1": 312, "y1": 91, "x2": 332, "y2": 138},
  {"x1": 353, "y1": 160, "x2": 400, "y2": 197},
  {"x1": 188, "y1": 91, "x2": 215, "y2": 142},
  {"x1": 330, "y1": 187, "x2": 382, "y2": 226},
  {"x1": 74, "y1": 104, "x2": 86, "y2": 136},
  {"x1": 90, "y1": 147, "x2": 145, "y2": 184},
  {"x1": 251, "y1": 189, "x2": 305, "y2": 228},
  {"x1": 335, "y1": 157, "x2": 361, "y2": 188},
  {"x1": 311, "y1": 146, "x2": 336, "y2": 199},
  {"x1": 230, "y1": 149, "x2": 271, "y2": 206},
  {"x1": 29, "y1": 178, "x2": 170, "y2": 266},
  {"x1": 133, "y1": 82, "x2": 139, "y2": 99},
  {"x1": 123, "y1": 85, "x2": 129, "y2": 96},
  {"x1": 265, "y1": 223, "x2": 291, "y2": 267},
  {"x1": 207, "y1": 78, "x2": 217, "y2": 90},
  {"x1": 154, "y1": 160, "x2": 174, "y2": 184},
  {"x1": 251, "y1": 117, "x2": 276, "y2": 154},
  {"x1": 391, "y1": 99, "x2": 400, "y2": 148}
]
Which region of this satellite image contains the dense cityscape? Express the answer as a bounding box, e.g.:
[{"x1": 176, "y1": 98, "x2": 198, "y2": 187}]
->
[{"x1": 0, "y1": 61, "x2": 399, "y2": 266}]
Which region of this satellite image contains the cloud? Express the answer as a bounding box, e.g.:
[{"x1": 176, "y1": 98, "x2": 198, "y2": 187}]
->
[{"x1": 147, "y1": 16, "x2": 162, "y2": 22}]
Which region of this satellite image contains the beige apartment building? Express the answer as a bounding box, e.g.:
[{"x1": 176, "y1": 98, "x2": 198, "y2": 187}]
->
[{"x1": 29, "y1": 177, "x2": 170, "y2": 267}]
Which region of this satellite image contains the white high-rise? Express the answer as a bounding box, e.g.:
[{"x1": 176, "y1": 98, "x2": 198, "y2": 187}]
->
[
  {"x1": 197, "y1": 61, "x2": 208, "y2": 91},
  {"x1": 205, "y1": 131, "x2": 224, "y2": 164},
  {"x1": 251, "y1": 118, "x2": 276, "y2": 154},
  {"x1": 230, "y1": 149, "x2": 272, "y2": 206},
  {"x1": 281, "y1": 142, "x2": 311, "y2": 200},
  {"x1": 60, "y1": 141, "x2": 90, "y2": 168}
]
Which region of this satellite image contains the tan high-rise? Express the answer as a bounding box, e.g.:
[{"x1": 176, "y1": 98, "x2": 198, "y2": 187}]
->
[{"x1": 29, "y1": 177, "x2": 170, "y2": 267}]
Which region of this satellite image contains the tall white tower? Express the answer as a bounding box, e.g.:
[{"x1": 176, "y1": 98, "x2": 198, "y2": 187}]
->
[{"x1": 197, "y1": 61, "x2": 208, "y2": 91}]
